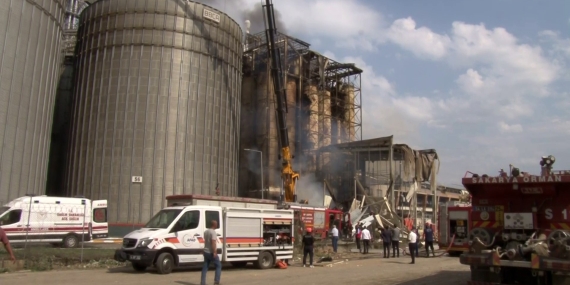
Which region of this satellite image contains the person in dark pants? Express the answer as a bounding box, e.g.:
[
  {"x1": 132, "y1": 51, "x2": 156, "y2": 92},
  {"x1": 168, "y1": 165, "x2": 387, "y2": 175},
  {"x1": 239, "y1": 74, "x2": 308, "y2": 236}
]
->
[
  {"x1": 391, "y1": 224, "x2": 401, "y2": 257},
  {"x1": 423, "y1": 222, "x2": 435, "y2": 257},
  {"x1": 413, "y1": 227, "x2": 419, "y2": 257},
  {"x1": 355, "y1": 224, "x2": 362, "y2": 253},
  {"x1": 361, "y1": 226, "x2": 371, "y2": 254},
  {"x1": 380, "y1": 225, "x2": 392, "y2": 258},
  {"x1": 408, "y1": 226, "x2": 418, "y2": 264},
  {"x1": 302, "y1": 227, "x2": 315, "y2": 268}
]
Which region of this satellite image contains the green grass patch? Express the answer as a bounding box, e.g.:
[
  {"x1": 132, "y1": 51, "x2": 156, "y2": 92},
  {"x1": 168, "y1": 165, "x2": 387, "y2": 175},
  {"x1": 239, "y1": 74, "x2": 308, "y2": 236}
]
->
[{"x1": 0, "y1": 247, "x2": 121, "y2": 272}]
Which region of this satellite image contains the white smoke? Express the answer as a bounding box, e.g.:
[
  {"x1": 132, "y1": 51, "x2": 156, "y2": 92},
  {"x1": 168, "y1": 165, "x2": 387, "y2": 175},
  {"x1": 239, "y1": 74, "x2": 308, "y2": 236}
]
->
[{"x1": 295, "y1": 173, "x2": 325, "y2": 206}]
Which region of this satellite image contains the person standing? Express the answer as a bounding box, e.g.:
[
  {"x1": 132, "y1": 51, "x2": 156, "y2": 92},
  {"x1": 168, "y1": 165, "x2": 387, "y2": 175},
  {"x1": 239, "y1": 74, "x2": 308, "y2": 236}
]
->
[
  {"x1": 330, "y1": 225, "x2": 339, "y2": 253},
  {"x1": 0, "y1": 226, "x2": 16, "y2": 263},
  {"x1": 302, "y1": 227, "x2": 315, "y2": 268},
  {"x1": 408, "y1": 226, "x2": 418, "y2": 264},
  {"x1": 355, "y1": 224, "x2": 362, "y2": 253},
  {"x1": 423, "y1": 222, "x2": 435, "y2": 257},
  {"x1": 201, "y1": 220, "x2": 221, "y2": 285},
  {"x1": 381, "y1": 225, "x2": 392, "y2": 258},
  {"x1": 391, "y1": 224, "x2": 401, "y2": 258},
  {"x1": 413, "y1": 226, "x2": 419, "y2": 257},
  {"x1": 361, "y1": 226, "x2": 371, "y2": 254}
]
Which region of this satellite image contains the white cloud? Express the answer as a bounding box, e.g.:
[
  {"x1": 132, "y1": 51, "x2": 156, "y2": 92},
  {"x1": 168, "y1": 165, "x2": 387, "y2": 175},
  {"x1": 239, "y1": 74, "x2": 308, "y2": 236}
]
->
[
  {"x1": 498, "y1": 122, "x2": 523, "y2": 133},
  {"x1": 386, "y1": 17, "x2": 451, "y2": 60}
]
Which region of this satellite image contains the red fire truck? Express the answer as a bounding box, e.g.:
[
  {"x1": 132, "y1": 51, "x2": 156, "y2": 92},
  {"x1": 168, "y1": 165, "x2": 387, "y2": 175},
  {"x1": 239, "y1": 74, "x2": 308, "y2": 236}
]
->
[
  {"x1": 438, "y1": 201, "x2": 472, "y2": 256},
  {"x1": 165, "y1": 194, "x2": 345, "y2": 239},
  {"x1": 459, "y1": 156, "x2": 570, "y2": 285}
]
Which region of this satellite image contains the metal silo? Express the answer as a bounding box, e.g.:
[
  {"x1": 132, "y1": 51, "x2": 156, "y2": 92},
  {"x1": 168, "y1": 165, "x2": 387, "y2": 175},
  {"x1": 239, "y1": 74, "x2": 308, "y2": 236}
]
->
[
  {"x1": 0, "y1": 0, "x2": 65, "y2": 204},
  {"x1": 65, "y1": 0, "x2": 243, "y2": 225}
]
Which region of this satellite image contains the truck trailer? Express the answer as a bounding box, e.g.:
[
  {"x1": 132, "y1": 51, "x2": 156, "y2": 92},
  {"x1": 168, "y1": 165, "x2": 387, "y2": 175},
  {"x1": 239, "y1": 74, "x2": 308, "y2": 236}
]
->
[{"x1": 459, "y1": 156, "x2": 570, "y2": 285}]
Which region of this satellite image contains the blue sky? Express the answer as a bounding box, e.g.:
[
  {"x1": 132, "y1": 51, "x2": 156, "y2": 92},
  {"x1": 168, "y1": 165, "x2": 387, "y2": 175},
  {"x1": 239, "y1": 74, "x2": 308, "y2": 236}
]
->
[{"x1": 210, "y1": 0, "x2": 570, "y2": 188}]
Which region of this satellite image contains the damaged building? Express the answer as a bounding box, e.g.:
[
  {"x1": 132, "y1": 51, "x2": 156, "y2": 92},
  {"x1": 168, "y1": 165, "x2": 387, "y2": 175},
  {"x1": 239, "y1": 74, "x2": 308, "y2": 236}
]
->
[
  {"x1": 238, "y1": 30, "x2": 362, "y2": 201},
  {"x1": 319, "y1": 136, "x2": 466, "y2": 229}
]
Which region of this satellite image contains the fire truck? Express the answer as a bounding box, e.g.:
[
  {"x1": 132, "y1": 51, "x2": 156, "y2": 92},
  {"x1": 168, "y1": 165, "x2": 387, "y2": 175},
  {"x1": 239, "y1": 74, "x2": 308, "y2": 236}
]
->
[
  {"x1": 459, "y1": 155, "x2": 570, "y2": 285},
  {"x1": 438, "y1": 201, "x2": 472, "y2": 256},
  {"x1": 165, "y1": 195, "x2": 345, "y2": 239}
]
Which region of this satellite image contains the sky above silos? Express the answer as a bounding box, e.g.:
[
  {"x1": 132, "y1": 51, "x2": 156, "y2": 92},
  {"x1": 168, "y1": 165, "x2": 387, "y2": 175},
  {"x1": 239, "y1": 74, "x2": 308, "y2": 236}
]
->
[{"x1": 205, "y1": 0, "x2": 570, "y2": 187}]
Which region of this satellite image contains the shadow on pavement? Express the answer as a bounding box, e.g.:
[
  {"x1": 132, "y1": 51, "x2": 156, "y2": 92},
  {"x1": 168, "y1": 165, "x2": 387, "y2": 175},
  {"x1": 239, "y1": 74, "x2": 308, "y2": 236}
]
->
[
  {"x1": 395, "y1": 270, "x2": 470, "y2": 285},
  {"x1": 106, "y1": 263, "x2": 253, "y2": 274}
]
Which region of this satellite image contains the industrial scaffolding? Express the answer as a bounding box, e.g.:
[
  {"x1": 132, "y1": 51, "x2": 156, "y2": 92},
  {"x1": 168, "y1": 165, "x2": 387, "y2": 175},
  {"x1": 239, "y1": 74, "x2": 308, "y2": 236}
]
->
[{"x1": 242, "y1": 30, "x2": 362, "y2": 184}]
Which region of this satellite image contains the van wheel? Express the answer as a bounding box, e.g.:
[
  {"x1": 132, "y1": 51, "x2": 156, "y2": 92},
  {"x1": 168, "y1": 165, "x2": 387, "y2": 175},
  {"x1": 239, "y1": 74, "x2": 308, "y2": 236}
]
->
[
  {"x1": 254, "y1": 251, "x2": 274, "y2": 269},
  {"x1": 155, "y1": 252, "x2": 174, "y2": 274},
  {"x1": 63, "y1": 235, "x2": 79, "y2": 248},
  {"x1": 132, "y1": 263, "x2": 147, "y2": 272}
]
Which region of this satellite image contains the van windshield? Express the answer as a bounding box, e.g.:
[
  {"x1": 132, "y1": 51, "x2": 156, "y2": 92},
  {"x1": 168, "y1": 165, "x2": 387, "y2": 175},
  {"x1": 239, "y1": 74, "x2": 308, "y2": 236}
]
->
[
  {"x1": 0, "y1": 207, "x2": 9, "y2": 217},
  {"x1": 144, "y1": 209, "x2": 182, "y2": 229}
]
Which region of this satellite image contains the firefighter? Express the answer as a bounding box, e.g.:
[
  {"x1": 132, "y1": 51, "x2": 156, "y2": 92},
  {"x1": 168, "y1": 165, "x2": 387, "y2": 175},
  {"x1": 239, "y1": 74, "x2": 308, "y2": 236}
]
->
[
  {"x1": 302, "y1": 227, "x2": 315, "y2": 268},
  {"x1": 423, "y1": 222, "x2": 435, "y2": 257}
]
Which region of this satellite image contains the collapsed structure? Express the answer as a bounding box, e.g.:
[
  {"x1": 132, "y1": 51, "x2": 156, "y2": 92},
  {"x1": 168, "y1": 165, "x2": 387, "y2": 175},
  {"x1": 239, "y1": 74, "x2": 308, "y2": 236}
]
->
[{"x1": 318, "y1": 136, "x2": 446, "y2": 231}]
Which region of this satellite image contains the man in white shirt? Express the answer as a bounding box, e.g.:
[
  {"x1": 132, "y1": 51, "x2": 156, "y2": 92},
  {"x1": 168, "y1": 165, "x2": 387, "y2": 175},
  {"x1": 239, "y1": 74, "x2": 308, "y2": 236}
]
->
[
  {"x1": 408, "y1": 226, "x2": 418, "y2": 264},
  {"x1": 330, "y1": 225, "x2": 339, "y2": 253},
  {"x1": 361, "y1": 226, "x2": 371, "y2": 254}
]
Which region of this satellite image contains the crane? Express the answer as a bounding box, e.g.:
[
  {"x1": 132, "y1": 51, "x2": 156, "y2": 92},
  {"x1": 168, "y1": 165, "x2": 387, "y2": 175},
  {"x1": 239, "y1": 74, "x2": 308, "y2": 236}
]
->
[{"x1": 263, "y1": 0, "x2": 299, "y2": 204}]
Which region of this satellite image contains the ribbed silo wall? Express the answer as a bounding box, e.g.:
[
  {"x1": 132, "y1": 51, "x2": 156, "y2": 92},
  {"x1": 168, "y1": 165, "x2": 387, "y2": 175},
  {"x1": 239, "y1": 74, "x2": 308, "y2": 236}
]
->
[
  {"x1": 65, "y1": 0, "x2": 243, "y2": 224},
  {"x1": 0, "y1": 0, "x2": 65, "y2": 204}
]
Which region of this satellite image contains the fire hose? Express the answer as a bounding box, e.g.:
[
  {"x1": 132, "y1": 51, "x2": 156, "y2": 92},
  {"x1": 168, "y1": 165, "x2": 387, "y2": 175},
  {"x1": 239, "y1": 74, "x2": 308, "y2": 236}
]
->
[{"x1": 402, "y1": 234, "x2": 456, "y2": 257}]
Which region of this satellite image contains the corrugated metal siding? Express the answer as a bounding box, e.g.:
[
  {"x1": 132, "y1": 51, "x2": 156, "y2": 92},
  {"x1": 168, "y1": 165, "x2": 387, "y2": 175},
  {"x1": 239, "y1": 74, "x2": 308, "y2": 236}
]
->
[
  {"x1": 64, "y1": 0, "x2": 242, "y2": 223},
  {"x1": 0, "y1": 0, "x2": 65, "y2": 204}
]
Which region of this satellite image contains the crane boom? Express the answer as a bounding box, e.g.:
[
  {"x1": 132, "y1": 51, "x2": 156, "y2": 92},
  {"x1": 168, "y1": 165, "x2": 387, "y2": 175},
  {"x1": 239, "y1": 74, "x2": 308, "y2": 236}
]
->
[{"x1": 263, "y1": 0, "x2": 299, "y2": 203}]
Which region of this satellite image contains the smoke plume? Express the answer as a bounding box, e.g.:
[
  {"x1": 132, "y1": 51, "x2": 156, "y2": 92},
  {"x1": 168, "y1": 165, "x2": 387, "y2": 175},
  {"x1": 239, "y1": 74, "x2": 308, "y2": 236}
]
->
[{"x1": 197, "y1": 0, "x2": 288, "y2": 34}]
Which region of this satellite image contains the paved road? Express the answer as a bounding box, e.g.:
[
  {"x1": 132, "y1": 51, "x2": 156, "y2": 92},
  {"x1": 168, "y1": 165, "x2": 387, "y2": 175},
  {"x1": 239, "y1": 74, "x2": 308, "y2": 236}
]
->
[{"x1": 2, "y1": 255, "x2": 470, "y2": 285}]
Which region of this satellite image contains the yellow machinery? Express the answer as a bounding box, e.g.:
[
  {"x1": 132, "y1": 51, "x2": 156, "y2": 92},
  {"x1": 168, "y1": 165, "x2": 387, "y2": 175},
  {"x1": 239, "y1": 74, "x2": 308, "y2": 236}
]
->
[{"x1": 263, "y1": 0, "x2": 299, "y2": 204}]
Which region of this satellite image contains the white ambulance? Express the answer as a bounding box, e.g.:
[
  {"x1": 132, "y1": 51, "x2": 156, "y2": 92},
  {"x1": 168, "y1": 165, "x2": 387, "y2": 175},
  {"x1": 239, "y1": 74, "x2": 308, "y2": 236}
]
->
[
  {"x1": 0, "y1": 195, "x2": 108, "y2": 248},
  {"x1": 114, "y1": 205, "x2": 294, "y2": 274}
]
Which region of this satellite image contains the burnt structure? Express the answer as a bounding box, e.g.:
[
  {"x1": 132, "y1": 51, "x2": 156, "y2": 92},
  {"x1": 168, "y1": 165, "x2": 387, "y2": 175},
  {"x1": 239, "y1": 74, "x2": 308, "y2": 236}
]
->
[{"x1": 239, "y1": 30, "x2": 362, "y2": 200}]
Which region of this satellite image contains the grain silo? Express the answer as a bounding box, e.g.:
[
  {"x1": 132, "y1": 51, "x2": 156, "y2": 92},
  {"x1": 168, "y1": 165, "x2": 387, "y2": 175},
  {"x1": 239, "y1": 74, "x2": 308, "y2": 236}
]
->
[
  {"x1": 0, "y1": 0, "x2": 65, "y2": 204},
  {"x1": 64, "y1": 0, "x2": 243, "y2": 225}
]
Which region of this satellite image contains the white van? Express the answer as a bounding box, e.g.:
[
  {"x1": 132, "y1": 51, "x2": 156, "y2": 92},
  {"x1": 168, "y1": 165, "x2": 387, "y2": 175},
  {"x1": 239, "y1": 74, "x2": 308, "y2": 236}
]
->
[
  {"x1": 0, "y1": 195, "x2": 108, "y2": 248},
  {"x1": 114, "y1": 205, "x2": 294, "y2": 274}
]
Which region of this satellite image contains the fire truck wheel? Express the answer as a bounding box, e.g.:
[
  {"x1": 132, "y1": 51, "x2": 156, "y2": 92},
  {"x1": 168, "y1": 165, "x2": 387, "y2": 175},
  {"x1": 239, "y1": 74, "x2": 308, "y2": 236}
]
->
[
  {"x1": 132, "y1": 263, "x2": 147, "y2": 272},
  {"x1": 63, "y1": 235, "x2": 79, "y2": 248},
  {"x1": 254, "y1": 251, "x2": 274, "y2": 270},
  {"x1": 155, "y1": 252, "x2": 174, "y2": 274}
]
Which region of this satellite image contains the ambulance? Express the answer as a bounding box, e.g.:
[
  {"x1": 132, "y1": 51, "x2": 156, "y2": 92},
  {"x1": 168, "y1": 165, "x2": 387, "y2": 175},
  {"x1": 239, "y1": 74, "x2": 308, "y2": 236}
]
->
[
  {"x1": 0, "y1": 195, "x2": 108, "y2": 248},
  {"x1": 114, "y1": 203, "x2": 295, "y2": 274}
]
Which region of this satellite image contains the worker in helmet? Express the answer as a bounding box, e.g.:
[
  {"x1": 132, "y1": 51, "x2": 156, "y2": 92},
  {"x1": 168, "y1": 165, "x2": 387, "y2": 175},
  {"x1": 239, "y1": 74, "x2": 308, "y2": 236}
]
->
[{"x1": 302, "y1": 227, "x2": 315, "y2": 268}]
